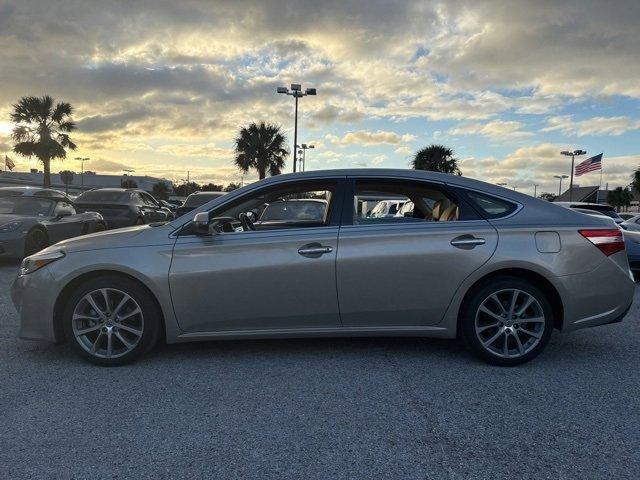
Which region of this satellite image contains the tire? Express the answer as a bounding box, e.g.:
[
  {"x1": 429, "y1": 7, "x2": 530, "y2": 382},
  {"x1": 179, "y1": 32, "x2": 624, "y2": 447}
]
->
[
  {"x1": 460, "y1": 276, "x2": 554, "y2": 366},
  {"x1": 24, "y1": 228, "x2": 49, "y2": 256},
  {"x1": 62, "y1": 275, "x2": 162, "y2": 366}
]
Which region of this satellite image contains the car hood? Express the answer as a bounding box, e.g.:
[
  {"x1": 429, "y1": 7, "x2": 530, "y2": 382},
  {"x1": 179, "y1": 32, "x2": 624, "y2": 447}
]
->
[{"x1": 51, "y1": 224, "x2": 169, "y2": 253}]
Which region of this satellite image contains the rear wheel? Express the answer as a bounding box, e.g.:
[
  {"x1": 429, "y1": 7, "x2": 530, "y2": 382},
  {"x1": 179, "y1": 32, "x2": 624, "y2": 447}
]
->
[
  {"x1": 63, "y1": 275, "x2": 161, "y2": 366},
  {"x1": 460, "y1": 277, "x2": 554, "y2": 366},
  {"x1": 24, "y1": 228, "x2": 49, "y2": 256}
]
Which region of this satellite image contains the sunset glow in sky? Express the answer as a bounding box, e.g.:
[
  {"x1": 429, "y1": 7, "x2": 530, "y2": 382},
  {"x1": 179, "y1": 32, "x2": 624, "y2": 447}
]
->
[{"x1": 1, "y1": 0, "x2": 640, "y2": 194}]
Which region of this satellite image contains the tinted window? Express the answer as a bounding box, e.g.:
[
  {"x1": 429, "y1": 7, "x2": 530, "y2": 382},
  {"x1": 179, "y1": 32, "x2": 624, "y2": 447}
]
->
[
  {"x1": 76, "y1": 191, "x2": 130, "y2": 203},
  {"x1": 353, "y1": 180, "x2": 469, "y2": 225},
  {"x1": 0, "y1": 197, "x2": 54, "y2": 216},
  {"x1": 464, "y1": 191, "x2": 517, "y2": 219}
]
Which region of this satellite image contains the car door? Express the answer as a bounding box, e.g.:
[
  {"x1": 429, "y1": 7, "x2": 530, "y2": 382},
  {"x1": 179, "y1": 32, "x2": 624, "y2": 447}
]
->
[
  {"x1": 168, "y1": 178, "x2": 346, "y2": 333},
  {"x1": 336, "y1": 177, "x2": 499, "y2": 328},
  {"x1": 44, "y1": 200, "x2": 85, "y2": 242}
]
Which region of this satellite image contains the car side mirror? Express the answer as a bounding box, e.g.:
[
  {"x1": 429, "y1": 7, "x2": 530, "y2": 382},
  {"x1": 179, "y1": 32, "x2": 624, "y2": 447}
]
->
[{"x1": 193, "y1": 212, "x2": 211, "y2": 235}]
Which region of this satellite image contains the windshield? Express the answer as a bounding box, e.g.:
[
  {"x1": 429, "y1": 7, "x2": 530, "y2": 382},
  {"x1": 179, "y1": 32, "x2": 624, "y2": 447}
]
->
[
  {"x1": 260, "y1": 200, "x2": 326, "y2": 221},
  {"x1": 0, "y1": 196, "x2": 54, "y2": 216},
  {"x1": 76, "y1": 191, "x2": 131, "y2": 203}
]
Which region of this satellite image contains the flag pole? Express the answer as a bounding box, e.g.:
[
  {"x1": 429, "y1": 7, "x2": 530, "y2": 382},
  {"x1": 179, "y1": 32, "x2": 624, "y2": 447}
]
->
[{"x1": 599, "y1": 152, "x2": 604, "y2": 191}]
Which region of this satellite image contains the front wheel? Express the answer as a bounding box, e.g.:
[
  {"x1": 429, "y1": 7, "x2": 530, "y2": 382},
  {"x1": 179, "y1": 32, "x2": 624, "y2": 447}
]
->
[
  {"x1": 460, "y1": 277, "x2": 554, "y2": 366},
  {"x1": 24, "y1": 228, "x2": 49, "y2": 256},
  {"x1": 63, "y1": 275, "x2": 161, "y2": 366}
]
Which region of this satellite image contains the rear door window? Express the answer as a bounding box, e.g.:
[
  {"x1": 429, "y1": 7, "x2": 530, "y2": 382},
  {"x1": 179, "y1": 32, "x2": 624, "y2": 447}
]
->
[{"x1": 462, "y1": 190, "x2": 518, "y2": 219}]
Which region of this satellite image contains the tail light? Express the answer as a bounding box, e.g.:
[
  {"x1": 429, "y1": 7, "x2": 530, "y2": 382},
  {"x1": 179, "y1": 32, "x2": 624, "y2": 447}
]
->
[{"x1": 579, "y1": 229, "x2": 625, "y2": 256}]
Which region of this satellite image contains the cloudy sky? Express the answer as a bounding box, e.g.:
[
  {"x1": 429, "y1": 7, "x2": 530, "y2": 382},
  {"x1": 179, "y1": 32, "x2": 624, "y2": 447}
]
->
[{"x1": 1, "y1": 0, "x2": 639, "y2": 194}]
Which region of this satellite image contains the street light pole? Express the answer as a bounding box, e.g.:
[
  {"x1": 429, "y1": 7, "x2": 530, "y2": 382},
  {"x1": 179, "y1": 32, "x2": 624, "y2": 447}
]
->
[
  {"x1": 277, "y1": 84, "x2": 317, "y2": 173},
  {"x1": 74, "y1": 157, "x2": 90, "y2": 187},
  {"x1": 554, "y1": 174, "x2": 569, "y2": 197},
  {"x1": 561, "y1": 149, "x2": 586, "y2": 202},
  {"x1": 534, "y1": 184, "x2": 538, "y2": 197},
  {"x1": 296, "y1": 144, "x2": 315, "y2": 172}
]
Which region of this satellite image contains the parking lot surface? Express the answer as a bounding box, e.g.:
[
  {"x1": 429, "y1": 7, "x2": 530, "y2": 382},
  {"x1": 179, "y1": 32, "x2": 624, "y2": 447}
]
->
[{"x1": 0, "y1": 260, "x2": 638, "y2": 479}]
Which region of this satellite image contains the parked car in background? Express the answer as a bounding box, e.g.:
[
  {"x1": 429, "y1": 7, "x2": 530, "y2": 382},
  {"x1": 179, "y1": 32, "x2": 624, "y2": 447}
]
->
[
  {"x1": 619, "y1": 213, "x2": 637, "y2": 221},
  {"x1": 554, "y1": 201, "x2": 624, "y2": 224},
  {"x1": 621, "y1": 214, "x2": 640, "y2": 232},
  {"x1": 75, "y1": 188, "x2": 172, "y2": 228},
  {"x1": 368, "y1": 199, "x2": 406, "y2": 218},
  {"x1": 0, "y1": 187, "x2": 106, "y2": 258},
  {"x1": 257, "y1": 199, "x2": 328, "y2": 226},
  {"x1": 159, "y1": 200, "x2": 178, "y2": 214},
  {"x1": 175, "y1": 191, "x2": 225, "y2": 218},
  {"x1": 12, "y1": 169, "x2": 635, "y2": 367}
]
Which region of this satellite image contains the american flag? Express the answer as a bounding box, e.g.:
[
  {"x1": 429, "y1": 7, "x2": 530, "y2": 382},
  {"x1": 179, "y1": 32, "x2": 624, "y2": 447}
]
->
[
  {"x1": 4, "y1": 155, "x2": 15, "y2": 171},
  {"x1": 575, "y1": 153, "x2": 602, "y2": 177}
]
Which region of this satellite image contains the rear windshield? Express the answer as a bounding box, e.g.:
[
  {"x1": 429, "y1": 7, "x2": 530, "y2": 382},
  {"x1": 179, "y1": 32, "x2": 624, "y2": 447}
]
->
[
  {"x1": 76, "y1": 191, "x2": 131, "y2": 203},
  {"x1": 463, "y1": 190, "x2": 518, "y2": 219},
  {"x1": 184, "y1": 193, "x2": 223, "y2": 207}
]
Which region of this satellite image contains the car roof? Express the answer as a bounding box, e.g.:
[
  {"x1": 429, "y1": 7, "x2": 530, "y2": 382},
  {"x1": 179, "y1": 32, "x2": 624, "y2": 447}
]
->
[{"x1": 0, "y1": 186, "x2": 69, "y2": 200}]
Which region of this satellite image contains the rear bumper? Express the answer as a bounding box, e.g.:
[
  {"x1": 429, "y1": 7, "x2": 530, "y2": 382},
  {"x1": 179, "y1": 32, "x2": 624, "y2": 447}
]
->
[{"x1": 560, "y1": 255, "x2": 636, "y2": 332}]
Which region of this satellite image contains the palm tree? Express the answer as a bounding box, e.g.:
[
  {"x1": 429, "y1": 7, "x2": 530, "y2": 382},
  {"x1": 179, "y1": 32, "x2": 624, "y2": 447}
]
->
[
  {"x1": 152, "y1": 181, "x2": 171, "y2": 200},
  {"x1": 607, "y1": 187, "x2": 633, "y2": 212},
  {"x1": 411, "y1": 144, "x2": 461, "y2": 175},
  {"x1": 10, "y1": 95, "x2": 77, "y2": 187},
  {"x1": 631, "y1": 166, "x2": 640, "y2": 195},
  {"x1": 234, "y1": 122, "x2": 288, "y2": 180}
]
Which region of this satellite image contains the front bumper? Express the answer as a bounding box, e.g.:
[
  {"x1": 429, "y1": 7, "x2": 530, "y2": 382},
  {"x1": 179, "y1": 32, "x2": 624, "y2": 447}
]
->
[
  {"x1": 11, "y1": 266, "x2": 60, "y2": 342},
  {"x1": 0, "y1": 233, "x2": 26, "y2": 259}
]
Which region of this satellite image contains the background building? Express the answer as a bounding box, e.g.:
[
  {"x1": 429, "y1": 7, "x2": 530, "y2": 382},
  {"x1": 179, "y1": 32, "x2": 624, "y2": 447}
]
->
[{"x1": 0, "y1": 170, "x2": 173, "y2": 194}]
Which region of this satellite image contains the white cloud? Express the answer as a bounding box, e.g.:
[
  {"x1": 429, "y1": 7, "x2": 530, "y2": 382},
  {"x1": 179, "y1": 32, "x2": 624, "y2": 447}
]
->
[
  {"x1": 448, "y1": 120, "x2": 532, "y2": 139},
  {"x1": 328, "y1": 130, "x2": 416, "y2": 146},
  {"x1": 543, "y1": 116, "x2": 640, "y2": 137}
]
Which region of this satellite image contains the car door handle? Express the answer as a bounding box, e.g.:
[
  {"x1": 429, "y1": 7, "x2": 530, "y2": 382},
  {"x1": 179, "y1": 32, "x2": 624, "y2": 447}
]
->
[
  {"x1": 298, "y1": 244, "x2": 333, "y2": 257},
  {"x1": 451, "y1": 235, "x2": 486, "y2": 249}
]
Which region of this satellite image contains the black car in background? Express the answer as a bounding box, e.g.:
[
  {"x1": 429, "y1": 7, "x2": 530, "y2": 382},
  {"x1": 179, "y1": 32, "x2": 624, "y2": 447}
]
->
[
  {"x1": 75, "y1": 188, "x2": 173, "y2": 229},
  {"x1": 175, "y1": 191, "x2": 225, "y2": 218},
  {"x1": 0, "y1": 187, "x2": 106, "y2": 258}
]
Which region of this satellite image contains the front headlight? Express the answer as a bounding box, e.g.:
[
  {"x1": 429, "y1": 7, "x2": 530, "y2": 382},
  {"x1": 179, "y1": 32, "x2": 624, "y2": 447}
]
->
[
  {"x1": 20, "y1": 250, "x2": 66, "y2": 275},
  {"x1": 0, "y1": 221, "x2": 22, "y2": 233}
]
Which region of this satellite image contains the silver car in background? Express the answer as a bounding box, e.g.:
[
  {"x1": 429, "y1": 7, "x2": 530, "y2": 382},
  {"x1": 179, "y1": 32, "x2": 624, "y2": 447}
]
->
[{"x1": 11, "y1": 169, "x2": 636, "y2": 366}]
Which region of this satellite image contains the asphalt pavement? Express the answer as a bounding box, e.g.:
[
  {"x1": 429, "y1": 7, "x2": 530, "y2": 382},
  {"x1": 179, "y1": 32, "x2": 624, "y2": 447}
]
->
[{"x1": 1, "y1": 260, "x2": 639, "y2": 480}]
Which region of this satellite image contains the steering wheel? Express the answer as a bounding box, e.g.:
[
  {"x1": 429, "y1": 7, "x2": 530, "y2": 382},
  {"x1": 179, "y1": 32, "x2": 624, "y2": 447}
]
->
[{"x1": 239, "y1": 212, "x2": 256, "y2": 231}]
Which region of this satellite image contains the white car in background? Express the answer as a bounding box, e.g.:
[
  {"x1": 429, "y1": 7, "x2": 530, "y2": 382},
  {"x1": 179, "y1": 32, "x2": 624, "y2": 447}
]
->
[
  {"x1": 368, "y1": 200, "x2": 407, "y2": 218},
  {"x1": 621, "y1": 214, "x2": 640, "y2": 232}
]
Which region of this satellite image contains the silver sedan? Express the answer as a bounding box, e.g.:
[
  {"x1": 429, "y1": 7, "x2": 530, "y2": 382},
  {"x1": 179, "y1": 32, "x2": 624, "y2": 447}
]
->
[{"x1": 11, "y1": 169, "x2": 636, "y2": 366}]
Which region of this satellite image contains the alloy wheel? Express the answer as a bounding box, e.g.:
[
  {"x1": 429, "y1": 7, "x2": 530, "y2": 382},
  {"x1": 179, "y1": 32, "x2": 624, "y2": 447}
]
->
[
  {"x1": 474, "y1": 289, "x2": 546, "y2": 359},
  {"x1": 71, "y1": 288, "x2": 144, "y2": 359}
]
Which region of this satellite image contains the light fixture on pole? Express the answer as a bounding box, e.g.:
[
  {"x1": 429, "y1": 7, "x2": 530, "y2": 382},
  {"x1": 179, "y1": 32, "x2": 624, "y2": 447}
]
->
[
  {"x1": 561, "y1": 149, "x2": 587, "y2": 201},
  {"x1": 122, "y1": 168, "x2": 135, "y2": 188},
  {"x1": 74, "y1": 157, "x2": 90, "y2": 187},
  {"x1": 277, "y1": 83, "x2": 317, "y2": 173},
  {"x1": 496, "y1": 182, "x2": 508, "y2": 187},
  {"x1": 296, "y1": 143, "x2": 315, "y2": 172},
  {"x1": 554, "y1": 174, "x2": 569, "y2": 196}
]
